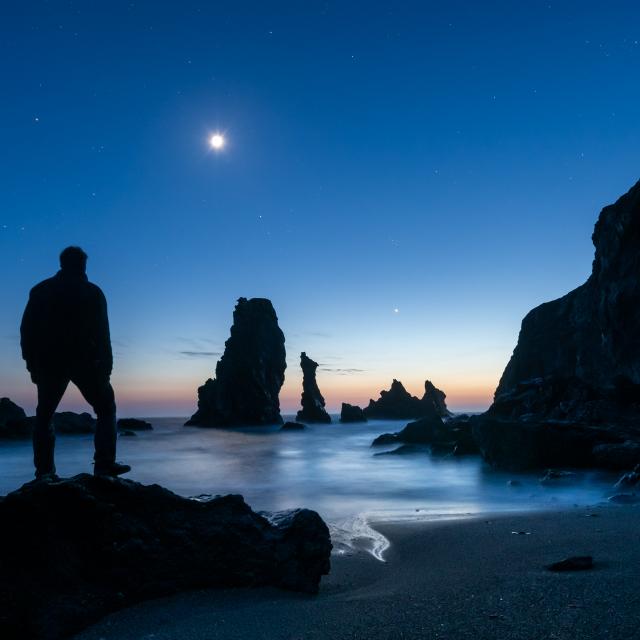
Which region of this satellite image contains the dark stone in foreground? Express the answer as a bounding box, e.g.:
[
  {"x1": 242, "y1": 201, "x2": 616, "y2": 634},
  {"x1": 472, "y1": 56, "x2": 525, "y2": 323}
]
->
[
  {"x1": 117, "y1": 418, "x2": 153, "y2": 431},
  {"x1": 477, "y1": 181, "x2": 640, "y2": 470},
  {"x1": 296, "y1": 352, "x2": 331, "y2": 424},
  {"x1": 547, "y1": 556, "x2": 593, "y2": 572},
  {"x1": 186, "y1": 298, "x2": 287, "y2": 427},
  {"x1": 339, "y1": 403, "x2": 367, "y2": 423},
  {"x1": 281, "y1": 421, "x2": 306, "y2": 430},
  {"x1": 0, "y1": 475, "x2": 331, "y2": 640}
]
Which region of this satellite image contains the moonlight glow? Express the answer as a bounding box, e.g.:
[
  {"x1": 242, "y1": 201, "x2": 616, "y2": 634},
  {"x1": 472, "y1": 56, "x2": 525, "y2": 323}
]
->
[{"x1": 209, "y1": 133, "x2": 226, "y2": 150}]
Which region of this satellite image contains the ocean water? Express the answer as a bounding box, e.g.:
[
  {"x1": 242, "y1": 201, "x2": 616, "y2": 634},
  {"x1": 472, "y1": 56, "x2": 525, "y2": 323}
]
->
[{"x1": 0, "y1": 417, "x2": 620, "y2": 560}]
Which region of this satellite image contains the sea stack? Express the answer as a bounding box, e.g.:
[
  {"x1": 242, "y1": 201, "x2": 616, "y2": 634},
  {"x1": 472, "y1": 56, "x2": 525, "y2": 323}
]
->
[
  {"x1": 186, "y1": 297, "x2": 286, "y2": 427},
  {"x1": 474, "y1": 180, "x2": 640, "y2": 469},
  {"x1": 296, "y1": 352, "x2": 331, "y2": 424}
]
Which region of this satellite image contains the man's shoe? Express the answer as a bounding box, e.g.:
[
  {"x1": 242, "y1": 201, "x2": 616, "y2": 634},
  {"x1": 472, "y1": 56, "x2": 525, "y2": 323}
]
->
[{"x1": 94, "y1": 462, "x2": 131, "y2": 477}]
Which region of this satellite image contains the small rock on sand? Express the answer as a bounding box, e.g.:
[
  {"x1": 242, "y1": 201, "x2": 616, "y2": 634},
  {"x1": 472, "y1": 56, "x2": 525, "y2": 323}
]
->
[{"x1": 547, "y1": 556, "x2": 593, "y2": 572}]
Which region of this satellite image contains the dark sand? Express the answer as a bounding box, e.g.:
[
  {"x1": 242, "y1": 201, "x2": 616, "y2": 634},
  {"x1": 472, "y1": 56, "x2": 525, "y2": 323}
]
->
[{"x1": 74, "y1": 505, "x2": 640, "y2": 640}]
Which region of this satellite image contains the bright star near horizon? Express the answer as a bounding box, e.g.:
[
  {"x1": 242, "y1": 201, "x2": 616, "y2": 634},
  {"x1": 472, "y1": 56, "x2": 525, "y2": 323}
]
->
[{"x1": 209, "y1": 133, "x2": 225, "y2": 151}]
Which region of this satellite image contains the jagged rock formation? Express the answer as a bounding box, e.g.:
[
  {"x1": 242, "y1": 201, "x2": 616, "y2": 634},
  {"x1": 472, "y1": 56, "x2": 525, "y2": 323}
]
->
[
  {"x1": 363, "y1": 379, "x2": 450, "y2": 420},
  {"x1": 340, "y1": 403, "x2": 367, "y2": 423},
  {"x1": 372, "y1": 414, "x2": 478, "y2": 455},
  {"x1": 475, "y1": 180, "x2": 640, "y2": 469},
  {"x1": 0, "y1": 398, "x2": 28, "y2": 438},
  {"x1": 296, "y1": 352, "x2": 331, "y2": 424},
  {"x1": 0, "y1": 475, "x2": 331, "y2": 640},
  {"x1": 422, "y1": 380, "x2": 453, "y2": 417},
  {"x1": 117, "y1": 418, "x2": 153, "y2": 431},
  {"x1": 364, "y1": 380, "x2": 426, "y2": 420},
  {"x1": 186, "y1": 298, "x2": 287, "y2": 427}
]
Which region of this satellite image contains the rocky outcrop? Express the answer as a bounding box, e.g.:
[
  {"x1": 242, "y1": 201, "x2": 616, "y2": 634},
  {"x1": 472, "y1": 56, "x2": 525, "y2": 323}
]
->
[
  {"x1": 117, "y1": 418, "x2": 153, "y2": 431},
  {"x1": 489, "y1": 180, "x2": 640, "y2": 423},
  {"x1": 296, "y1": 352, "x2": 331, "y2": 424},
  {"x1": 0, "y1": 475, "x2": 331, "y2": 640},
  {"x1": 422, "y1": 380, "x2": 452, "y2": 417},
  {"x1": 475, "y1": 181, "x2": 640, "y2": 470},
  {"x1": 372, "y1": 414, "x2": 478, "y2": 455},
  {"x1": 186, "y1": 298, "x2": 287, "y2": 427},
  {"x1": 363, "y1": 380, "x2": 451, "y2": 420},
  {"x1": 0, "y1": 406, "x2": 98, "y2": 439},
  {"x1": 0, "y1": 398, "x2": 28, "y2": 439},
  {"x1": 53, "y1": 411, "x2": 95, "y2": 434},
  {"x1": 364, "y1": 380, "x2": 427, "y2": 420},
  {"x1": 340, "y1": 403, "x2": 367, "y2": 423},
  {"x1": 364, "y1": 379, "x2": 450, "y2": 420}
]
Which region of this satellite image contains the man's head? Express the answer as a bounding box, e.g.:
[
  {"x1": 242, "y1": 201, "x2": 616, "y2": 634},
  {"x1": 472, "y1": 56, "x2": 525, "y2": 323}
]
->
[{"x1": 59, "y1": 246, "x2": 88, "y2": 274}]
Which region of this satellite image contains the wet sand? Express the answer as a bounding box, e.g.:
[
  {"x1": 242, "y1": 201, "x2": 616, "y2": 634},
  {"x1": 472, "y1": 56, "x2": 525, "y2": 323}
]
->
[{"x1": 74, "y1": 505, "x2": 640, "y2": 640}]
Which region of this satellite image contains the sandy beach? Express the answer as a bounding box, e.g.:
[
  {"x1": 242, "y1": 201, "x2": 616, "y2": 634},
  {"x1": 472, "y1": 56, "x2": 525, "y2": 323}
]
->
[{"x1": 73, "y1": 504, "x2": 640, "y2": 640}]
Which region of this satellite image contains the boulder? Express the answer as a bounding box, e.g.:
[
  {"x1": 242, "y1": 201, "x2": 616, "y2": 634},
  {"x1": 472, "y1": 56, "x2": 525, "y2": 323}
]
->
[
  {"x1": 296, "y1": 353, "x2": 331, "y2": 424},
  {"x1": 370, "y1": 414, "x2": 478, "y2": 455},
  {"x1": 0, "y1": 411, "x2": 102, "y2": 438},
  {"x1": 117, "y1": 418, "x2": 153, "y2": 431},
  {"x1": 281, "y1": 421, "x2": 305, "y2": 431},
  {"x1": 52, "y1": 412, "x2": 95, "y2": 434},
  {"x1": 186, "y1": 298, "x2": 287, "y2": 427},
  {"x1": 0, "y1": 398, "x2": 29, "y2": 439},
  {"x1": 0, "y1": 475, "x2": 331, "y2": 640},
  {"x1": 339, "y1": 403, "x2": 367, "y2": 423},
  {"x1": 547, "y1": 556, "x2": 593, "y2": 572}
]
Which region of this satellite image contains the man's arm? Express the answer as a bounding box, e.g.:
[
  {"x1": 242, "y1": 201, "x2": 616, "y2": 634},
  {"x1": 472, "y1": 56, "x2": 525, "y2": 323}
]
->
[
  {"x1": 20, "y1": 291, "x2": 37, "y2": 373},
  {"x1": 95, "y1": 288, "x2": 113, "y2": 377}
]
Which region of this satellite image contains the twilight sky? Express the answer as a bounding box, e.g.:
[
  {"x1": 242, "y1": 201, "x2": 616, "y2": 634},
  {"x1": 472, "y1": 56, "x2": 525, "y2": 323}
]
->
[{"x1": 2, "y1": 1, "x2": 640, "y2": 416}]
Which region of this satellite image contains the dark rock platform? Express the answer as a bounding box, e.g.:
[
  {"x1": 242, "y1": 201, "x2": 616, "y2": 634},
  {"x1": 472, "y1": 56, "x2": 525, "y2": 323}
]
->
[{"x1": 0, "y1": 475, "x2": 331, "y2": 640}]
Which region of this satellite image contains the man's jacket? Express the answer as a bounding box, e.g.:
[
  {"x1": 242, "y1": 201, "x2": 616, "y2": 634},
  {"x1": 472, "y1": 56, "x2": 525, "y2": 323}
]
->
[{"x1": 20, "y1": 270, "x2": 113, "y2": 377}]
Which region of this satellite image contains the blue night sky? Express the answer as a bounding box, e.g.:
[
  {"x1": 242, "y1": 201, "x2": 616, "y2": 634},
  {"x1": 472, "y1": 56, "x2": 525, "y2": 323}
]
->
[{"x1": 2, "y1": 1, "x2": 640, "y2": 416}]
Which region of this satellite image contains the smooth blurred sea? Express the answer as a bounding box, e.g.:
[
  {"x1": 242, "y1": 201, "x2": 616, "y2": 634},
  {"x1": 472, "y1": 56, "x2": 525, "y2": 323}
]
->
[{"x1": 0, "y1": 416, "x2": 620, "y2": 559}]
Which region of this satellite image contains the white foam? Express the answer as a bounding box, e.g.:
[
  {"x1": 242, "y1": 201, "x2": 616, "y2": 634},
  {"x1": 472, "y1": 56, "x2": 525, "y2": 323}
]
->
[{"x1": 329, "y1": 514, "x2": 391, "y2": 562}]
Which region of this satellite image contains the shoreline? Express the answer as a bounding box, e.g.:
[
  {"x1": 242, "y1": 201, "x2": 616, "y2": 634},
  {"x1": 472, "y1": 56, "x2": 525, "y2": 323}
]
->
[{"x1": 74, "y1": 503, "x2": 640, "y2": 639}]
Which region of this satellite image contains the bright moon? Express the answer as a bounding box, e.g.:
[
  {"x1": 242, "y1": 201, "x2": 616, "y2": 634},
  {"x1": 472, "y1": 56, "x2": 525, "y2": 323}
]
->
[{"x1": 209, "y1": 133, "x2": 225, "y2": 150}]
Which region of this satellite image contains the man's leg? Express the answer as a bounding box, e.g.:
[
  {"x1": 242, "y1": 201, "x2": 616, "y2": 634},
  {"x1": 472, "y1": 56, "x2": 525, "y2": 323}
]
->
[
  {"x1": 34, "y1": 375, "x2": 68, "y2": 477},
  {"x1": 73, "y1": 374, "x2": 117, "y2": 469}
]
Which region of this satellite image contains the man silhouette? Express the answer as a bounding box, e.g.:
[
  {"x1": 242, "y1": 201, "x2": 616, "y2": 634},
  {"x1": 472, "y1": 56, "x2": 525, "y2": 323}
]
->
[{"x1": 20, "y1": 247, "x2": 130, "y2": 478}]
